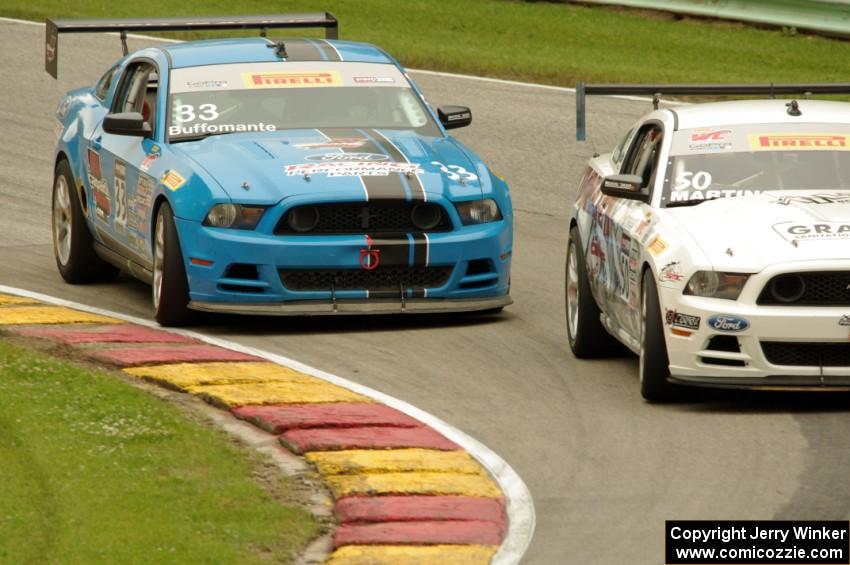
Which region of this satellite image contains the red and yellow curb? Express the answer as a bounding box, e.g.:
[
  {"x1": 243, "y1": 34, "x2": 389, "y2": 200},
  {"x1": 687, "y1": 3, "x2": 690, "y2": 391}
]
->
[{"x1": 0, "y1": 295, "x2": 510, "y2": 563}]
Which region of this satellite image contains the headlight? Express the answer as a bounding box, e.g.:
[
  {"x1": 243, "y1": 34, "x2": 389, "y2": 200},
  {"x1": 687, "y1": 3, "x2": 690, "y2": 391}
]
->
[
  {"x1": 684, "y1": 271, "x2": 750, "y2": 300},
  {"x1": 455, "y1": 199, "x2": 502, "y2": 225},
  {"x1": 203, "y1": 204, "x2": 266, "y2": 229}
]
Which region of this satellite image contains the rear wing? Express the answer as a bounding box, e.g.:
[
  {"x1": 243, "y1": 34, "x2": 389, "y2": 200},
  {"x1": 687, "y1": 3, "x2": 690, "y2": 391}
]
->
[
  {"x1": 45, "y1": 13, "x2": 339, "y2": 78},
  {"x1": 575, "y1": 82, "x2": 850, "y2": 141}
]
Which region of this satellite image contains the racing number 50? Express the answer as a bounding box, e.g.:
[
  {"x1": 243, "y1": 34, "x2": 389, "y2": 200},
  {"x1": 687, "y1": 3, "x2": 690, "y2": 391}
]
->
[{"x1": 674, "y1": 170, "x2": 712, "y2": 191}]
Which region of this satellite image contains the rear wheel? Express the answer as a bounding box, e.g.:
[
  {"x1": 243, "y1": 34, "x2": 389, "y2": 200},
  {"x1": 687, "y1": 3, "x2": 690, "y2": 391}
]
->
[
  {"x1": 51, "y1": 159, "x2": 118, "y2": 283},
  {"x1": 565, "y1": 226, "x2": 620, "y2": 357},
  {"x1": 639, "y1": 270, "x2": 681, "y2": 402},
  {"x1": 152, "y1": 202, "x2": 193, "y2": 326}
]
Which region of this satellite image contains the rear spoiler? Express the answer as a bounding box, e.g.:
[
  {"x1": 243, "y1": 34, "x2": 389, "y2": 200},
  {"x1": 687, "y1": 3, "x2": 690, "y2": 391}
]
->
[
  {"x1": 45, "y1": 13, "x2": 339, "y2": 78},
  {"x1": 575, "y1": 82, "x2": 850, "y2": 141}
]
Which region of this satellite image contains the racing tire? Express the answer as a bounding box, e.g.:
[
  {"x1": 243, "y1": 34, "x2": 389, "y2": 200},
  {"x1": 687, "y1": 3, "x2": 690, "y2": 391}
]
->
[
  {"x1": 152, "y1": 202, "x2": 194, "y2": 326},
  {"x1": 565, "y1": 226, "x2": 620, "y2": 358},
  {"x1": 639, "y1": 270, "x2": 681, "y2": 402},
  {"x1": 51, "y1": 159, "x2": 119, "y2": 283}
]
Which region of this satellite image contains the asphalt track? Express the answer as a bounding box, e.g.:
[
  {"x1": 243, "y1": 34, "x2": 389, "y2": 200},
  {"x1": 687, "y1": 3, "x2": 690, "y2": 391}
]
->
[{"x1": 2, "y1": 19, "x2": 850, "y2": 564}]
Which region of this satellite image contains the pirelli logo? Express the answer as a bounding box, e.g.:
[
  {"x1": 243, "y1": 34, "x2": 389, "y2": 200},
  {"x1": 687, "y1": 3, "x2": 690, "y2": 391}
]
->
[
  {"x1": 242, "y1": 71, "x2": 342, "y2": 88},
  {"x1": 749, "y1": 133, "x2": 850, "y2": 151}
]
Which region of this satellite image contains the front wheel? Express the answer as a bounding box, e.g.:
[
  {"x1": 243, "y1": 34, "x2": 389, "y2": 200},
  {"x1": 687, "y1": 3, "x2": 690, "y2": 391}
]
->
[
  {"x1": 639, "y1": 270, "x2": 681, "y2": 402},
  {"x1": 565, "y1": 226, "x2": 620, "y2": 358},
  {"x1": 51, "y1": 159, "x2": 119, "y2": 283},
  {"x1": 152, "y1": 202, "x2": 193, "y2": 326}
]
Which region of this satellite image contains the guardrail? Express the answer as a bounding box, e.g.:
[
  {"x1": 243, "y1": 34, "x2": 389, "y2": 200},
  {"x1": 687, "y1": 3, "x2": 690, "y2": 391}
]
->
[{"x1": 549, "y1": 0, "x2": 850, "y2": 38}]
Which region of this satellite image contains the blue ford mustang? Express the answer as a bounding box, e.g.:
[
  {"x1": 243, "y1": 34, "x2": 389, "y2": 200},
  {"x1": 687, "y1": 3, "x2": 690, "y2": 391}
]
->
[{"x1": 47, "y1": 14, "x2": 512, "y2": 325}]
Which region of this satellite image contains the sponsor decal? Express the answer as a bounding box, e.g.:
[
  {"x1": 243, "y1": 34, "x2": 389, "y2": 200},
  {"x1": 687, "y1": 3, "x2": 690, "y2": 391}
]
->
[
  {"x1": 113, "y1": 161, "x2": 128, "y2": 232},
  {"x1": 666, "y1": 310, "x2": 701, "y2": 331},
  {"x1": 773, "y1": 221, "x2": 850, "y2": 241},
  {"x1": 305, "y1": 152, "x2": 388, "y2": 162},
  {"x1": 140, "y1": 145, "x2": 161, "y2": 172},
  {"x1": 242, "y1": 71, "x2": 342, "y2": 88},
  {"x1": 127, "y1": 174, "x2": 154, "y2": 234},
  {"x1": 839, "y1": 314, "x2": 850, "y2": 327},
  {"x1": 353, "y1": 76, "x2": 395, "y2": 84},
  {"x1": 606, "y1": 180, "x2": 636, "y2": 191},
  {"x1": 688, "y1": 129, "x2": 732, "y2": 152},
  {"x1": 87, "y1": 149, "x2": 109, "y2": 223},
  {"x1": 691, "y1": 130, "x2": 730, "y2": 142},
  {"x1": 185, "y1": 80, "x2": 228, "y2": 89},
  {"x1": 168, "y1": 122, "x2": 277, "y2": 137},
  {"x1": 359, "y1": 235, "x2": 380, "y2": 270},
  {"x1": 634, "y1": 216, "x2": 654, "y2": 243},
  {"x1": 90, "y1": 176, "x2": 109, "y2": 222},
  {"x1": 285, "y1": 162, "x2": 422, "y2": 178},
  {"x1": 707, "y1": 315, "x2": 749, "y2": 333},
  {"x1": 294, "y1": 138, "x2": 368, "y2": 150},
  {"x1": 46, "y1": 30, "x2": 57, "y2": 63},
  {"x1": 447, "y1": 112, "x2": 471, "y2": 122},
  {"x1": 748, "y1": 133, "x2": 850, "y2": 151},
  {"x1": 659, "y1": 261, "x2": 684, "y2": 282},
  {"x1": 87, "y1": 147, "x2": 101, "y2": 178},
  {"x1": 647, "y1": 235, "x2": 668, "y2": 257},
  {"x1": 773, "y1": 192, "x2": 850, "y2": 206},
  {"x1": 161, "y1": 170, "x2": 186, "y2": 191}
]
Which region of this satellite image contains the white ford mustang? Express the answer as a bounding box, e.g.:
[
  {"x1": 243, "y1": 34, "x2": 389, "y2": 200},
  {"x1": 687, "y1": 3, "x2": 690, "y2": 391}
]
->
[{"x1": 567, "y1": 90, "x2": 850, "y2": 401}]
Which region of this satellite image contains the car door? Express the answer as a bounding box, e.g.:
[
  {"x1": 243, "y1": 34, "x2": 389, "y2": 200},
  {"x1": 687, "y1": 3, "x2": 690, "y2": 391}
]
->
[
  {"x1": 589, "y1": 121, "x2": 664, "y2": 340},
  {"x1": 94, "y1": 59, "x2": 162, "y2": 269}
]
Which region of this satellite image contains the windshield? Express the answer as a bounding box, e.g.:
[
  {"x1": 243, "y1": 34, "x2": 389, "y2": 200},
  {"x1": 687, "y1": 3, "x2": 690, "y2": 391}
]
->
[
  {"x1": 663, "y1": 124, "x2": 850, "y2": 207},
  {"x1": 168, "y1": 61, "x2": 440, "y2": 141}
]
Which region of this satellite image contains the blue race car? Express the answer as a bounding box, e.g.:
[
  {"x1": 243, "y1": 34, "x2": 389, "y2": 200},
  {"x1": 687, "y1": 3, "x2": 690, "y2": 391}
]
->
[{"x1": 47, "y1": 14, "x2": 513, "y2": 325}]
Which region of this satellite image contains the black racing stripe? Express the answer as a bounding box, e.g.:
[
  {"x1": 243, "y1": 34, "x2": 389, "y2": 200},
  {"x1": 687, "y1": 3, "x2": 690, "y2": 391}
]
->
[
  {"x1": 314, "y1": 39, "x2": 341, "y2": 61},
  {"x1": 411, "y1": 232, "x2": 428, "y2": 267},
  {"x1": 280, "y1": 38, "x2": 325, "y2": 61},
  {"x1": 366, "y1": 233, "x2": 411, "y2": 299},
  {"x1": 368, "y1": 234, "x2": 409, "y2": 268},
  {"x1": 318, "y1": 128, "x2": 409, "y2": 200},
  {"x1": 370, "y1": 129, "x2": 427, "y2": 201}
]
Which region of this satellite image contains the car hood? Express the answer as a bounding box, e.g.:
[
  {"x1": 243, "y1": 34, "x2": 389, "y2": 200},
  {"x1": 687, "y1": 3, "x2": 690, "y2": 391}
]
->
[
  {"x1": 172, "y1": 129, "x2": 483, "y2": 205},
  {"x1": 667, "y1": 190, "x2": 850, "y2": 271}
]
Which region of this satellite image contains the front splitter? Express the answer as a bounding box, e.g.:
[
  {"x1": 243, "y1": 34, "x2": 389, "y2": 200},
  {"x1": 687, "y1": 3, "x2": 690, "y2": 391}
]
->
[{"x1": 189, "y1": 295, "x2": 513, "y2": 316}]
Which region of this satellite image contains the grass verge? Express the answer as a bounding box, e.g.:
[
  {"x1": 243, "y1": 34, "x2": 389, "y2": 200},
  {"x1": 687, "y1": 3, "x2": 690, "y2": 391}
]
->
[
  {"x1": 3, "y1": 0, "x2": 850, "y2": 86},
  {"x1": 0, "y1": 338, "x2": 320, "y2": 563}
]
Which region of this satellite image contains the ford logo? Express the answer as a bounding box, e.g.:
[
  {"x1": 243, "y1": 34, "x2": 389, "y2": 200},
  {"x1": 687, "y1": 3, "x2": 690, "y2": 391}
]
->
[{"x1": 707, "y1": 315, "x2": 749, "y2": 333}]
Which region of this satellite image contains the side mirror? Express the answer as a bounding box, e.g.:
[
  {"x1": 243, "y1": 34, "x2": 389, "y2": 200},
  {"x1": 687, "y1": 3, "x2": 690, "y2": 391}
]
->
[
  {"x1": 102, "y1": 112, "x2": 151, "y2": 137},
  {"x1": 600, "y1": 174, "x2": 649, "y2": 202},
  {"x1": 438, "y1": 106, "x2": 472, "y2": 130}
]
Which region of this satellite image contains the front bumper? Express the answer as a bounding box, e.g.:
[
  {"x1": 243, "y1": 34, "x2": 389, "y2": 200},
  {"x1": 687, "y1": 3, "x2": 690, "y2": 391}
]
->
[
  {"x1": 175, "y1": 214, "x2": 512, "y2": 312},
  {"x1": 660, "y1": 261, "x2": 850, "y2": 389}
]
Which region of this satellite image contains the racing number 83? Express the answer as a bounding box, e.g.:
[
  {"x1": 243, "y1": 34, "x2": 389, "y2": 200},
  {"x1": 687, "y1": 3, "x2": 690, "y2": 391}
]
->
[
  {"x1": 174, "y1": 103, "x2": 219, "y2": 123},
  {"x1": 431, "y1": 161, "x2": 479, "y2": 182}
]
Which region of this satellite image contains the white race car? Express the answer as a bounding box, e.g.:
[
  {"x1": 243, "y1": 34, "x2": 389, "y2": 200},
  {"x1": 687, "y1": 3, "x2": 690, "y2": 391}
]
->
[{"x1": 567, "y1": 84, "x2": 850, "y2": 401}]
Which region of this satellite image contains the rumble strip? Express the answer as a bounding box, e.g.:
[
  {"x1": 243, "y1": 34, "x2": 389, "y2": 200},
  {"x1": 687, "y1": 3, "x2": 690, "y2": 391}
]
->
[{"x1": 0, "y1": 287, "x2": 534, "y2": 564}]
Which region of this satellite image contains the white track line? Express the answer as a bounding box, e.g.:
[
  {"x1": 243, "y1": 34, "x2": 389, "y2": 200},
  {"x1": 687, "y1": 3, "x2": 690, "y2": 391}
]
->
[{"x1": 0, "y1": 284, "x2": 534, "y2": 564}]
